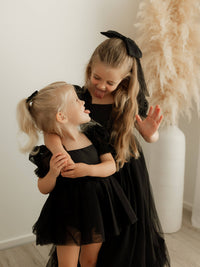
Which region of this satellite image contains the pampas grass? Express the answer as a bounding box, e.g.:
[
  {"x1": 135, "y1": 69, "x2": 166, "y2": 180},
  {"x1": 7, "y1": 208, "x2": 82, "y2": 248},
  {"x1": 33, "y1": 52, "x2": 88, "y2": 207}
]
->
[{"x1": 135, "y1": 0, "x2": 200, "y2": 127}]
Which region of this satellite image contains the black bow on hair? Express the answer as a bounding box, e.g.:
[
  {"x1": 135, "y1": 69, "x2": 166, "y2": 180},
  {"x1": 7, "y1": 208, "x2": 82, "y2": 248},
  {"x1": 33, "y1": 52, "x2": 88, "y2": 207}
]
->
[
  {"x1": 101, "y1": 30, "x2": 142, "y2": 59},
  {"x1": 26, "y1": 90, "x2": 38, "y2": 103},
  {"x1": 100, "y1": 30, "x2": 149, "y2": 97}
]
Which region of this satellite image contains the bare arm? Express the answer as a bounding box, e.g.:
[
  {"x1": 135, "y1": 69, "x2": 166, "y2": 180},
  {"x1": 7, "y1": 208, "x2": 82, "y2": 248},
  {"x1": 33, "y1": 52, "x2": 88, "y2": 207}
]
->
[
  {"x1": 38, "y1": 153, "x2": 68, "y2": 194},
  {"x1": 44, "y1": 132, "x2": 74, "y2": 164},
  {"x1": 61, "y1": 152, "x2": 116, "y2": 178},
  {"x1": 91, "y1": 153, "x2": 116, "y2": 176}
]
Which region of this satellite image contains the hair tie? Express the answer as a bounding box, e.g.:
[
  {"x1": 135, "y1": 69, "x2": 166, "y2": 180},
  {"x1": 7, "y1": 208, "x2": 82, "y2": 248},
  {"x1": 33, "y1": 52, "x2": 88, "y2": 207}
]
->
[
  {"x1": 26, "y1": 91, "x2": 38, "y2": 103},
  {"x1": 100, "y1": 30, "x2": 149, "y2": 97}
]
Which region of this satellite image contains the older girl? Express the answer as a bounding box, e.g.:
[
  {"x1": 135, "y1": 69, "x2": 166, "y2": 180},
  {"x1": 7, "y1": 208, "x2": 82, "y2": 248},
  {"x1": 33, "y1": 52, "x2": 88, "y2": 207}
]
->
[{"x1": 45, "y1": 31, "x2": 170, "y2": 267}]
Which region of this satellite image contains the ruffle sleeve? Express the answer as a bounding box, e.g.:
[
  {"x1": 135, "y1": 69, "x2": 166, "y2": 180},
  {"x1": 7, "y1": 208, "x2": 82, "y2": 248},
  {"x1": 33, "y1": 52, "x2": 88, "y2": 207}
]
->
[
  {"x1": 29, "y1": 145, "x2": 52, "y2": 178},
  {"x1": 83, "y1": 123, "x2": 114, "y2": 156}
]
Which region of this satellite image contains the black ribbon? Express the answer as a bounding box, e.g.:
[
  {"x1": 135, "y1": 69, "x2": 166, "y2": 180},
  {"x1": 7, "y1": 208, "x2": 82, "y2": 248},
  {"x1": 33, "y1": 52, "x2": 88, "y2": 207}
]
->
[
  {"x1": 101, "y1": 30, "x2": 142, "y2": 59},
  {"x1": 26, "y1": 90, "x2": 38, "y2": 103},
  {"x1": 100, "y1": 30, "x2": 149, "y2": 97}
]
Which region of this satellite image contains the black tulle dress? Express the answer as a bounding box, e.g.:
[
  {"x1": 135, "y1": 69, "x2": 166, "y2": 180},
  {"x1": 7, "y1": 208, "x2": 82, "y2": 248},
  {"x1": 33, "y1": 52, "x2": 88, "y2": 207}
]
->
[
  {"x1": 30, "y1": 125, "x2": 137, "y2": 247},
  {"x1": 46, "y1": 87, "x2": 170, "y2": 267}
]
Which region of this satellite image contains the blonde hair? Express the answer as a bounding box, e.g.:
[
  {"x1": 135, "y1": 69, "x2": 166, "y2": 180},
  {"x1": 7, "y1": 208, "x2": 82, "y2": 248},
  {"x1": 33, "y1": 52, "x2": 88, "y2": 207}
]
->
[
  {"x1": 85, "y1": 38, "x2": 140, "y2": 169},
  {"x1": 16, "y1": 82, "x2": 72, "y2": 153}
]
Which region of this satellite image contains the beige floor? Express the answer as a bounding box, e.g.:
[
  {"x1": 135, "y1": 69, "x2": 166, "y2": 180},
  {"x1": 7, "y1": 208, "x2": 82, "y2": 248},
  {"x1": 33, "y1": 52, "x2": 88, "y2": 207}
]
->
[
  {"x1": 165, "y1": 209, "x2": 200, "y2": 267},
  {"x1": 0, "y1": 209, "x2": 200, "y2": 267}
]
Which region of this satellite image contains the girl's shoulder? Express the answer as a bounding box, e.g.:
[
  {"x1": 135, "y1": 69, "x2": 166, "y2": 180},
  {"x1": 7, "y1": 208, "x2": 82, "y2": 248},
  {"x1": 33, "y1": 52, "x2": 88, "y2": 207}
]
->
[
  {"x1": 29, "y1": 145, "x2": 52, "y2": 178},
  {"x1": 82, "y1": 122, "x2": 107, "y2": 139},
  {"x1": 82, "y1": 123, "x2": 114, "y2": 156}
]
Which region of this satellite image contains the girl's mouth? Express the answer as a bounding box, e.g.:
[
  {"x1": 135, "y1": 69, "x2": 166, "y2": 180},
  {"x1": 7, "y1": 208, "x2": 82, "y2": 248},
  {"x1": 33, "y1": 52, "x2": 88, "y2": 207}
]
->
[{"x1": 94, "y1": 88, "x2": 106, "y2": 99}]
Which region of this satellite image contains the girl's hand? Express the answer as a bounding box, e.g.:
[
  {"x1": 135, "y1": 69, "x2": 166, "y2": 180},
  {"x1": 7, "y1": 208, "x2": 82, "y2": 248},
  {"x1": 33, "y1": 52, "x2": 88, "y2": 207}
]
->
[
  {"x1": 61, "y1": 163, "x2": 88, "y2": 178},
  {"x1": 49, "y1": 153, "x2": 68, "y2": 178},
  {"x1": 135, "y1": 105, "x2": 163, "y2": 143}
]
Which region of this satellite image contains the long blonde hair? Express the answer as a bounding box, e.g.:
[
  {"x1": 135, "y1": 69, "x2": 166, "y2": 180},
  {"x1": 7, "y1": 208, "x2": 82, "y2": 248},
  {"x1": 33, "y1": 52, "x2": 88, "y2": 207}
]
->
[
  {"x1": 85, "y1": 38, "x2": 140, "y2": 169},
  {"x1": 16, "y1": 82, "x2": 72, "y2": 153}
]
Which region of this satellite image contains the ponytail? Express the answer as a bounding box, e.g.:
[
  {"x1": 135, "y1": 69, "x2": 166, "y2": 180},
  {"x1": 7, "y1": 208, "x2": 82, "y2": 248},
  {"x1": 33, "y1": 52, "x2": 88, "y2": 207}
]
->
[
  {"x1": 16, "y1": 81, "x2": 72, "y2": 153},
  {"x1": 16, "y1": 98, "x2": 39, "y2": 153}
]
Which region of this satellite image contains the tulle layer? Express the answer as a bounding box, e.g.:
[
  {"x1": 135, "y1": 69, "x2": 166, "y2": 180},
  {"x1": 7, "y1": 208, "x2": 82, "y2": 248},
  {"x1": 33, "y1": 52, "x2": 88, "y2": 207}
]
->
[
  {"x1": 44, "y1": 153, "x2": 170, "y2": 267},
  {"x1": 33, "y1": 175, "x2": 137, "y2": 246},
  {"x1": 95, "y1": 153, "x2": 171, "y2": 267}
]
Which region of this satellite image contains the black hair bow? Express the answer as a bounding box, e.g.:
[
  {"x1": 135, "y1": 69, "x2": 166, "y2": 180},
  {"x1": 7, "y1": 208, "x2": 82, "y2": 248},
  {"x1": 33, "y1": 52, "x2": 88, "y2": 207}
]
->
[
  {"x1": 101, "y1": 30, "x2": 149, "y2": 97},
  {"x1": 26, "y1": 90, "x2": 38, "y2": 103},
  {"x1": 101, "y1": 30, "x2": 142, "y2": 59}
]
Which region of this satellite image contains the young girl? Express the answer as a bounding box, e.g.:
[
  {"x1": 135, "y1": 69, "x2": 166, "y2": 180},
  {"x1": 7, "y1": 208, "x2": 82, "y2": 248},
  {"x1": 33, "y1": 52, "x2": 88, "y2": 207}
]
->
[
  {"x1": 16, "y1": 81, "x2": 137, "y2": 267},
  {"x1": 45, "y1": 31, "x2": 170, "y2": 267}
]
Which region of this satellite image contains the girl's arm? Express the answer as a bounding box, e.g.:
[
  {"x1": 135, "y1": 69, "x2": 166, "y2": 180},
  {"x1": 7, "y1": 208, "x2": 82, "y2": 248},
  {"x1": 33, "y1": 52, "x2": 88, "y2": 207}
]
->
[
  {"x1": 135, "y1": 105, "x2": 163, "y2": 143},
  {"x1": 61, "y1": 152, "x2": 116, "y2": 178},
  {"x1": 44, "y1": 132, "x2": 74, "y2": 165},
  {"x1": 38, "y1": 153, "x2": 68, "y2": 194},
  {"x1": 92, "y1": 152, "x2": 116, "y2": 176}
]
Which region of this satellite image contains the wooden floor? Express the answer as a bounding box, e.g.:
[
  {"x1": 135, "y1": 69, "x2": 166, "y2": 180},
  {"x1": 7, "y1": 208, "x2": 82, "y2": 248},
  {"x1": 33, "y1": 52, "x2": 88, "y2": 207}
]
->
[{"x1": 0, "y1": 209, "x2": 200, "y2": 267}]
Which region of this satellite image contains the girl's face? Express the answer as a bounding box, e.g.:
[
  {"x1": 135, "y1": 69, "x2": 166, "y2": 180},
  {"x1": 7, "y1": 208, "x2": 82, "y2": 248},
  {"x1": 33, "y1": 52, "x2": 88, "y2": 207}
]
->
[
  {"x1": 89, "y1": 61, "x2": 127, "y2": 101},
  {"x1": 64, "y1": 87, "x2": 91, "y2": 126}
]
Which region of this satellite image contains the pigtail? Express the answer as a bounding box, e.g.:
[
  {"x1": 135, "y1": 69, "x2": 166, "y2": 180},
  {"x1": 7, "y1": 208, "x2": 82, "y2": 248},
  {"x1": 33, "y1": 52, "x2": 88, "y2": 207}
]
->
[{"x1": 16, "y1": 99, "x2": 39, "y2": 153}]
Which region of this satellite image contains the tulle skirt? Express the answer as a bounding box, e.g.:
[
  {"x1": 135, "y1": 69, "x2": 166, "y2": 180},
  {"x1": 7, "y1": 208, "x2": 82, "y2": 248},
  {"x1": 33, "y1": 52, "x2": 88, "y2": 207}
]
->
[
  {"x1": 33, "y1": 175, "x2": 136, "y2": 246},
  {"x1": 45, "y1": 151, "x2": 170, "y2": 267}
]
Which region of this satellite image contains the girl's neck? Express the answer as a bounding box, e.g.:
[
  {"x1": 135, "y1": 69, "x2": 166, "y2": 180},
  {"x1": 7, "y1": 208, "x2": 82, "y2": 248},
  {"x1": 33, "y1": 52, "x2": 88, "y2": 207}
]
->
[{"x1": 61, "y1": 128, "x2": 91, "y2": 151}]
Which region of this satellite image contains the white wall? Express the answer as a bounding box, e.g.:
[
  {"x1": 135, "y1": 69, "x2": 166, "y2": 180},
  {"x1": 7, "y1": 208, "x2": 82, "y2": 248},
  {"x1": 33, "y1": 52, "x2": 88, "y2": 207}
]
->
[
  {"x1": 179, "y1": 111, "x2": 200, "y2": 210},
  {"x1": 0, "y1": 0, "x2": 140, "y2": 249},
  {"x1": 0, "y1": 0, "x2": 199, "y2": 250}
]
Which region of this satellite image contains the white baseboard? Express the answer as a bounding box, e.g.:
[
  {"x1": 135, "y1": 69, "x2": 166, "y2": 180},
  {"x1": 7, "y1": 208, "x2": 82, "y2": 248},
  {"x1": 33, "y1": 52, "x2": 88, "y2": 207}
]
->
[{"x1": 0, "y1": 233, "x2": 35, "y2": 250}]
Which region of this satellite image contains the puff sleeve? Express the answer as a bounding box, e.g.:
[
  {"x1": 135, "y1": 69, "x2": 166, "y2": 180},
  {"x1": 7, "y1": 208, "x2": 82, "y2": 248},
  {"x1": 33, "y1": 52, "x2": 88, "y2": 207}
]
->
[
  {"x1": 29, "y1": 145, "x2": 52, "y2": 178},
  {"x1": 84, "y1": 124, "x2": 114, "y2": 156}
]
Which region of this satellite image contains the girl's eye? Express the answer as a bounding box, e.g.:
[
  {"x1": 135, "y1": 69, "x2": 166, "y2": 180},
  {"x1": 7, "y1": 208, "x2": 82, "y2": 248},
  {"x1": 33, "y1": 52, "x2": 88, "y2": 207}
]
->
[
  {"x1": 107, "y1": 82, "x2": 114, "y2": 86},
  {"x1": 94, "y1": 76, "x2": 100, "y2": 80}
]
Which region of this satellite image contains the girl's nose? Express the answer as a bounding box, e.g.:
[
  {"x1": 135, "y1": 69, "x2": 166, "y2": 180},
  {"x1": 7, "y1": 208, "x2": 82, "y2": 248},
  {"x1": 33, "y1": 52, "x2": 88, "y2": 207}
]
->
[{"x1": 97, "y1": 82, "x2": 106, "y2": 90}]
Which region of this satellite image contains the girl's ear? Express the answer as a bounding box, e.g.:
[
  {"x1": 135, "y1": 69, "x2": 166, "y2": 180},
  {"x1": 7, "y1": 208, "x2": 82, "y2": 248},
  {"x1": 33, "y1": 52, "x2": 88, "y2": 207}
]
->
[{"x1": 56, "y1": 112, "x2": 68, "y2": 123}]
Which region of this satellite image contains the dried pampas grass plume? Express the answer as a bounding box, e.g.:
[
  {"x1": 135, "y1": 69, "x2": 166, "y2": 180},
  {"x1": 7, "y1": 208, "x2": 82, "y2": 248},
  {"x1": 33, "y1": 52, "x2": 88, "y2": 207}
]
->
[{"x1": 135, "y1": 0, "x2": 200, "y2": 127}]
